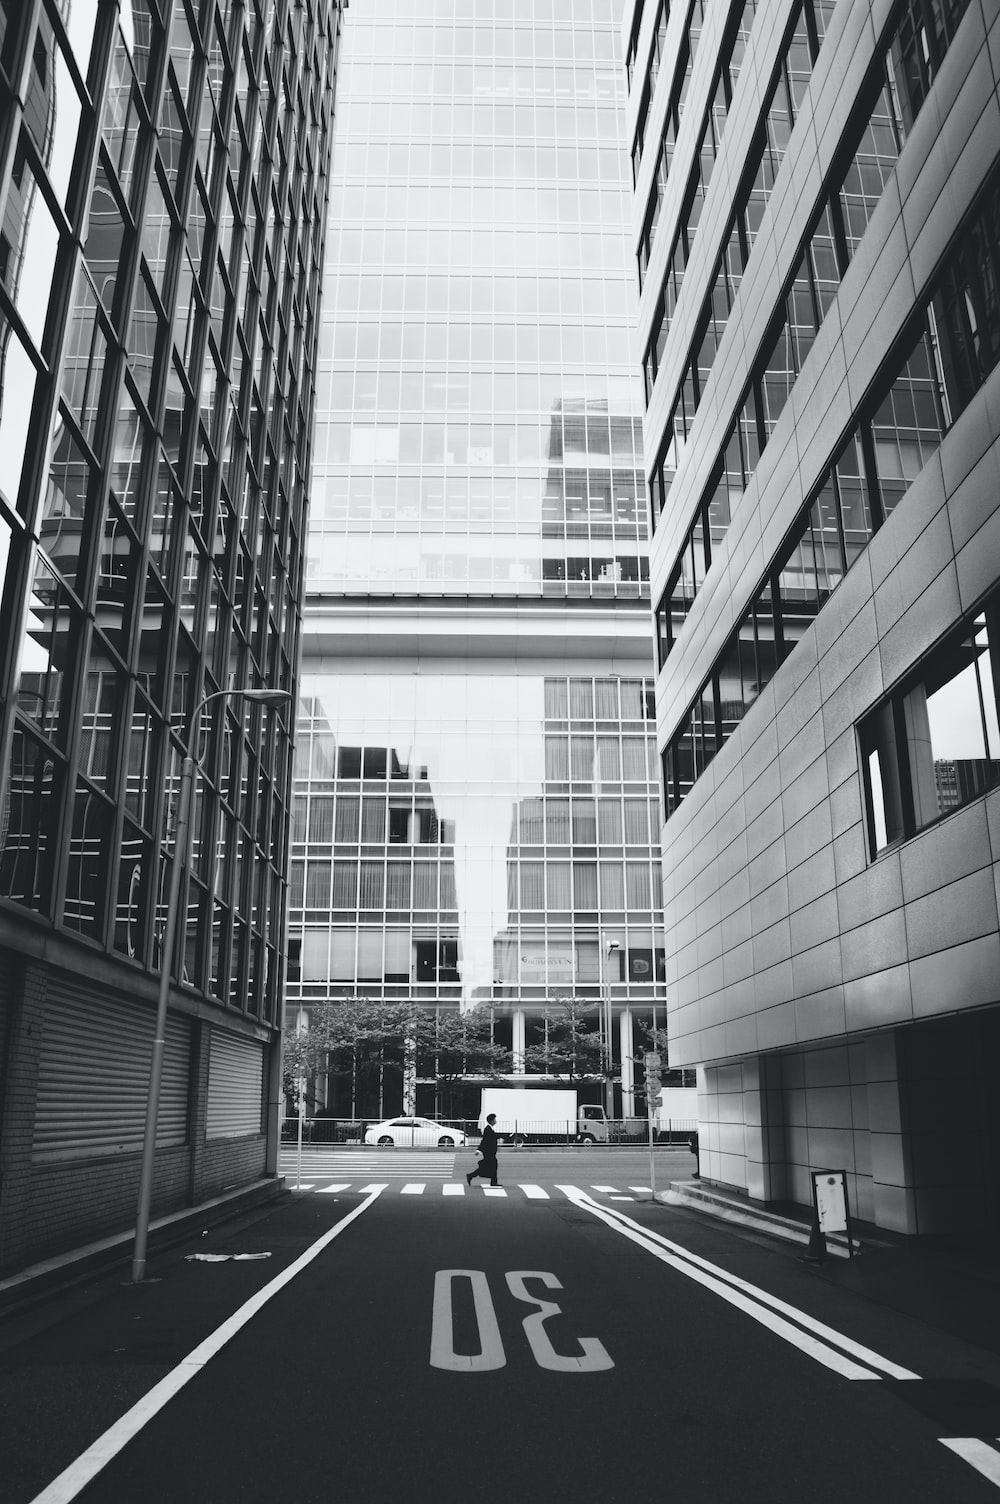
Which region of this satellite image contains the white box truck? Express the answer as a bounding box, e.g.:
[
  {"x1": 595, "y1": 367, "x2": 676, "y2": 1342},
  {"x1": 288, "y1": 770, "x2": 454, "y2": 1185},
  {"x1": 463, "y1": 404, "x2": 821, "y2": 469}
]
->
[
  {"x1": 655, "y1": 1086, "x2": 699, "y2": 1141},
  {"x1": 479, "y1": 1087, "x2": 611, "y2": 1144}
]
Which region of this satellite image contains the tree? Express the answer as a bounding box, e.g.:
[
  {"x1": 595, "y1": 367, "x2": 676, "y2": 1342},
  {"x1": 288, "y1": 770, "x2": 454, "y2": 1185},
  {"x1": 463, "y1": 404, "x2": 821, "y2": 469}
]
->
[
  {"x1": 521, "y1": 995, "x2": 604, "y2": 1081},
  {"x1": 285, "y1": 999, "x2": 512, "y2": 1120},
  {"x1": 421, "y1": 1005, "x2": 512, "y2": 1117},
  {"x1": 631, "y1": 1018, "x2": 671, "y2": 1062}
]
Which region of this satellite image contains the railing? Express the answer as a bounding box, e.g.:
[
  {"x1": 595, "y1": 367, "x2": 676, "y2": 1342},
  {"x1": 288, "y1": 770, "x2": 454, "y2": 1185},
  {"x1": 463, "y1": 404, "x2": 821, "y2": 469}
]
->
[{"x1": 279, "y1": 1116, "x2": 698, "y2": 1147}]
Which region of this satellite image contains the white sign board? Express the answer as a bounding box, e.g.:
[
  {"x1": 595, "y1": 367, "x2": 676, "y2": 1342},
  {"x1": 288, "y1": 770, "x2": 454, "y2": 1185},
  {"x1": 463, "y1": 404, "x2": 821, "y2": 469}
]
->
[{"x1": 812, "y1": 1171, "x2": 849, "y2": 1234}]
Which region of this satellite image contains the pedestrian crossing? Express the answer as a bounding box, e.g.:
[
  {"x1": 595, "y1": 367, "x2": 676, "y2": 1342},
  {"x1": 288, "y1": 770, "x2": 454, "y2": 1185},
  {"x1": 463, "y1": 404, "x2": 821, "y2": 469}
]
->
[
  {"x1": 284, "y1": 1178, "x2": 657, "y2": 1201},
  {"x1": 279, "y1": 1149, "x2": 456, "y2": 1179}
]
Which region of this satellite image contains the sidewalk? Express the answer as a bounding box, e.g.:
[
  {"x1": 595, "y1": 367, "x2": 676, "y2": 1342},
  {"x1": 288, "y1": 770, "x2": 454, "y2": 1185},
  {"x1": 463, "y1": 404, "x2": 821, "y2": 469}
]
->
[
  {"x1": 0, "y1": 1176, "x2": 284, "y2": 1315},
  {"x1": 664, "y1": 1176, "x2": 1000, "y2": 1356},
  {"x1": 0, "y1": 1189, "x2": 318, "y2": 1504}
]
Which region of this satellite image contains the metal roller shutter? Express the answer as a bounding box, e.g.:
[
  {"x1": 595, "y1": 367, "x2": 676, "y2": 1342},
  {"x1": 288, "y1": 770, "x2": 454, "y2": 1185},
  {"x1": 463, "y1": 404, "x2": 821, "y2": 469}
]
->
[
  {"x1": 0, "y1": 952, "x2": 12, "y2": 1117},
  {"x1": 32, "y1": 976, "x2": 191, "y2": 1161},
  {"x1": 206, "y1": 1028, "x2": 264, "y2": 1139}
]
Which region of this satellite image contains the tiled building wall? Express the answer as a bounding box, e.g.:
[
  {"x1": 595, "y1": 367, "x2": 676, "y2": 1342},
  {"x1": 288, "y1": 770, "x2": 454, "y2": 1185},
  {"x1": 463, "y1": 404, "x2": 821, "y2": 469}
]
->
[
  {"x1": 653, "y1": 2, "x2": 1000, "y2": 1230},
  {"x1": 655, "y1": 0, "x2": 998, "y2": 1227},
  {"x1": 699, "y1": 1015, "x2": 1000, "y2": 1235}
]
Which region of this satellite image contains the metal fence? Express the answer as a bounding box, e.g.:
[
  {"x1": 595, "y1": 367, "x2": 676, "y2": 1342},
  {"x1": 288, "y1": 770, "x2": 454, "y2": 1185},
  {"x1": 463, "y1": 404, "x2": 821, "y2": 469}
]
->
[{"x1": 279, "y1": 1116, "x2": 698, "y2": 1148}]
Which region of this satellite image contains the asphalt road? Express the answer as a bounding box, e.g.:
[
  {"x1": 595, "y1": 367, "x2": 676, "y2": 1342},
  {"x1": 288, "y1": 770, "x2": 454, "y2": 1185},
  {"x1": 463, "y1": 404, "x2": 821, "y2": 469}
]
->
[{"x1": 4, "y1": 1149, "x2": 1000, "y2": 1504}]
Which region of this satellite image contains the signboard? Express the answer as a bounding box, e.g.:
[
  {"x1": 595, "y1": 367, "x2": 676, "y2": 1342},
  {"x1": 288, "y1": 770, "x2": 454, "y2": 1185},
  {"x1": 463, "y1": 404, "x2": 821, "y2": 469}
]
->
[
  {"x1": 811, "y1": 1170, "x2": 850, "y2": 1234},
  {"x1": 643, "y1": 1052, "x2": 661, "y2": 1073},
  {"x1": 520, "y1": 953, "x2": 573, "y2": 983}
]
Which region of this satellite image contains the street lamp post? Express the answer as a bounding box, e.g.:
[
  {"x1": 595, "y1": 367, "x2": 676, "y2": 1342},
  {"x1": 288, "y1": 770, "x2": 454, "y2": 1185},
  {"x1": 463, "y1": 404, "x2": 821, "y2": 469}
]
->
[
  {"x1": 130, "y1": 686, "x2": 292, "y2": 1283},
  {"x1": 603, "y1": 940, "x2": 619, "y2": 1121}
]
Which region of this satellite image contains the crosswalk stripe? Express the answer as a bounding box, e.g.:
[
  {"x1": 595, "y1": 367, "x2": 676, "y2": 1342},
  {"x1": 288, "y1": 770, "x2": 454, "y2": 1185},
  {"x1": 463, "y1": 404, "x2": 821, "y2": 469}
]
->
[
  {"x1": 291, "y1": 1181, "x2": 644, "y2": 1202},
  {"x1": 629, "y1": 1186, "x2": 653, "y2": 1193}
]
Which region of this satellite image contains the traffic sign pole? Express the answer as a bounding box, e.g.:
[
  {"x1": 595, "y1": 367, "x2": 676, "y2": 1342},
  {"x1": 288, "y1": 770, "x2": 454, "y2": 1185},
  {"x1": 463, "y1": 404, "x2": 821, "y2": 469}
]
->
[{"x1": 644, "y1": 1053, "x2": 661, "y2": 1202}]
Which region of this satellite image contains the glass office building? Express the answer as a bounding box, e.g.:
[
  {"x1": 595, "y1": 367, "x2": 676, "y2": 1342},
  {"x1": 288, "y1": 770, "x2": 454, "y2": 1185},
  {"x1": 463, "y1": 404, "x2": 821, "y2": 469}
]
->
[
  {"x1": 634, "y1": 0, "x2": 1000, "y2": 1234},
  {"x1": 292, "y1": 0, "x2": 669, "y2": 1118},
  {"x1": 0, "y1": 0, "x2": 344, "y2": 1273}
]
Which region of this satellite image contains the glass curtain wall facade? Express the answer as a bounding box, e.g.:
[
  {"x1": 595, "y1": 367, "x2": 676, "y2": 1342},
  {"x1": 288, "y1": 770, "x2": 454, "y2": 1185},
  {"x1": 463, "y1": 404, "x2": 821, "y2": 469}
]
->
[
  {"x1": 0, "y1": 0, "x2": 343, "y2": 1273},
  {"x1": 294, "y1": 0, "x2": 667, "y2": 1120}
]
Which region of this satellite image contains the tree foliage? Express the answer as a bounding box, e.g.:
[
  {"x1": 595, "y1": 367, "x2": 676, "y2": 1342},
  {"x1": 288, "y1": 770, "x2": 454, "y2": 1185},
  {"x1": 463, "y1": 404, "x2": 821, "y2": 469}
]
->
[
  {"x1": 284, "y1": 999, "x2": 510, "y2": 1117},
  {"x1": 521, "y1": 995, "x2": 604, "y2": 1080}
]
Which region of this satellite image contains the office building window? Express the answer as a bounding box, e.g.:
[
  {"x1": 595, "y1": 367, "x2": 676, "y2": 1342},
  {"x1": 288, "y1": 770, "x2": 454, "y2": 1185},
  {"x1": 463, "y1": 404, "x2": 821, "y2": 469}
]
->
[{"x1": 861, "y1": 595, "x2": 1000, "y2": 856}]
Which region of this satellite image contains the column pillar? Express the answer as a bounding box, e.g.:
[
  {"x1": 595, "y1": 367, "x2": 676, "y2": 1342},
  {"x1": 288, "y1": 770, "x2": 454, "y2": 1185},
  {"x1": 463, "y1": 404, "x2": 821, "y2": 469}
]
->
[
  {"x1": 866, "y1": 1030, "x2": 917, "y2": 1234},
  {"x1": 511, "y1": 1008, "x2": 525, "y2": 1074},
  {"x1": 620, "y1": 1009, "x2": 635, "y2": 1117},
  {"x1": 744, "y1": 1054, "x2": 786, "y2": 1203}
]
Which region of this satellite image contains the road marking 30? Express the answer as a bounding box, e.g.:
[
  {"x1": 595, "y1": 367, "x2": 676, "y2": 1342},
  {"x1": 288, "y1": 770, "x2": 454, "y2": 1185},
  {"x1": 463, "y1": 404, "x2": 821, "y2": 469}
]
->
[
  {"x1": 506, "y1": 1272, "x2": 614, "y2": 1372},
  {"x1": 430, "y1": 1270, "x2": 613, "y2": 1374},
  {"x1": 430, "y1": 1271, "x2": 505, "y2": 1371}
]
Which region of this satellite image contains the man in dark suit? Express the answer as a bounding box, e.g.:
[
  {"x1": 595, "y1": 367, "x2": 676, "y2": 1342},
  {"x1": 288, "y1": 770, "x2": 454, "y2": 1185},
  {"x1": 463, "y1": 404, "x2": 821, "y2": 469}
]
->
[{"x1": 467, "y1": 1112, "x2": 501, "y2": 1187}]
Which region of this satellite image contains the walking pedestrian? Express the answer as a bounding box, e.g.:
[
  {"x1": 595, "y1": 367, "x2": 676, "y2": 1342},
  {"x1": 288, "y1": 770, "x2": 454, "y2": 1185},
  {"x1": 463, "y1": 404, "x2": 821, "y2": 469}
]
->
[{"x1": 467, "y1": 1112, "x2": 501, "y2": 1187}]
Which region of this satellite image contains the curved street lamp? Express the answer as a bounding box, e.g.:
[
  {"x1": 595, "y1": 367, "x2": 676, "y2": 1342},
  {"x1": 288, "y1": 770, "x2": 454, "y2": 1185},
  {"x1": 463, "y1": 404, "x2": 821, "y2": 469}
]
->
[{"x1": 131, "y1": 686, "x2": 293, "y2": 1282}]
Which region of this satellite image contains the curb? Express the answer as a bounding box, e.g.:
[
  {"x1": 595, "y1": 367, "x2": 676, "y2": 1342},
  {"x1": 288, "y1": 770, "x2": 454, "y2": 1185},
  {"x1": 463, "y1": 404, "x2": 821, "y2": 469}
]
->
[
  {"x1": 0, "y1": 1176, "x2": 287, "y2": 1313},
  {"x1": 660, "y1": 1179, "x2": 861, "y2": 1258}
]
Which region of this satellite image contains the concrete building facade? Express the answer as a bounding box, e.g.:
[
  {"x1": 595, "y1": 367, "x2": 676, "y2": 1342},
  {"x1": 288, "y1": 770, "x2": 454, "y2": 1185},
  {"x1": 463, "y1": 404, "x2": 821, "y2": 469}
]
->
[
  {"x1": 632, "y1": 0, "x2": 1000, "y2": 1233},
  {"x1": 0, "y1": 0, "x2": 344, "y2": 1273}
]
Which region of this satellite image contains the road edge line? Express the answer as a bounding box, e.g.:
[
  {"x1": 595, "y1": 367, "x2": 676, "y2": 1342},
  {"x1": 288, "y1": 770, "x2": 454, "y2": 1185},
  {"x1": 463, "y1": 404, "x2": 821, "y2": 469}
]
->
[
  {"x1": 556, "y1": 1186, "x2": 887, "y2": 1382},
  {"x1": 28, "y1": 1188, "x2": 385, "y2": 1504},
  {"x1": 563, "y1": 1188, "x2": 920, "y2": 1381},
  {"x1": 939, "y1": 1439, "x2": 1000, "y2": 1488}
]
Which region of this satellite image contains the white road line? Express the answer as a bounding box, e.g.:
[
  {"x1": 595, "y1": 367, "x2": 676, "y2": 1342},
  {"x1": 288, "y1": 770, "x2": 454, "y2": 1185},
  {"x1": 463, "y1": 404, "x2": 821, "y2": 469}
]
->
[
  {"x1": 28, "y1": 1187, "x2": 385, "y2": 1504},
  {"x1": 520, "y1": 1185, "x2": 549, "y2": 1199},
  {"x1": 291, "y1": 1183, "x2": 315, "y2": 1191},
  {"x1": 591, "y1": 1184, "x2": 618, "y2": 1192},
  {"x1": 314, "y1": 1184, "x2": 351, "y2": 1195},
  {"x1": 940, "y1": 1439, "x2": 1000, "y2": 1487},
  {"x1": 482, "y1": 1187, "x2": 507, "y2": 1197},
  {"x1": 401, "y1": 1184, "x2": 425, "y2": 1195},
  {"x1": 557, "y1": 1187, "x2": 919, "y2": 1383},
  {"x1": 610, "y1": 1195, "x2": 635, "y2": 1201},
  {"x1": 442, "y1": 1184, "x2": 465, "y2": 1196},
  {"x1": 358, "y1": 1183, "x2": 390, "y2": 1193},
  {"x1": 628, "y1": 1185, "x2": 653, "y2": 1193},
  {"x1": 585, "y1": 1193, "x2": 920, "y2": 1381}
]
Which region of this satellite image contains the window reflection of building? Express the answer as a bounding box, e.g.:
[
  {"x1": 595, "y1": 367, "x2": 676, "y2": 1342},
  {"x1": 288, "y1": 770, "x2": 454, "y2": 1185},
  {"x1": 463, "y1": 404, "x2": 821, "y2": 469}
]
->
[
  {"x1": 287, "y1": 674, "x2": 666, "y2": 1117},
  {"x1": 540, "y1": 399, "x2": 648, "y2": 598},
  {"x1": 289, "y1": 708, "x2": 463, "y2": 1028},
  {"x1": 492, "y1": 675, "x2": 665, "y2": 1109}
]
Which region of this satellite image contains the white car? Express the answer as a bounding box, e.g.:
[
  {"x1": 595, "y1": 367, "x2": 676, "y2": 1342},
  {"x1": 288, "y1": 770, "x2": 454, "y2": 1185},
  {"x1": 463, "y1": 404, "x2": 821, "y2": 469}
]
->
[{"x1": 364, "y1": 1116, "x2": 467, "y2": 1148}]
